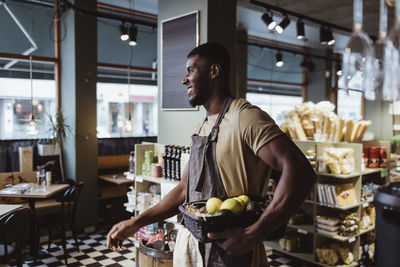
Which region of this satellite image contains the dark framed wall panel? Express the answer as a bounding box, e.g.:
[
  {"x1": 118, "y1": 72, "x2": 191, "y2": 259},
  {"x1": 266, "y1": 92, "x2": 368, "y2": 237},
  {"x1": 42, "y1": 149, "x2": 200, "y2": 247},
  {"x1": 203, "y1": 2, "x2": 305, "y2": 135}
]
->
[{"x1": 161, "y1": 11, "x2": 199, "y2": 110}]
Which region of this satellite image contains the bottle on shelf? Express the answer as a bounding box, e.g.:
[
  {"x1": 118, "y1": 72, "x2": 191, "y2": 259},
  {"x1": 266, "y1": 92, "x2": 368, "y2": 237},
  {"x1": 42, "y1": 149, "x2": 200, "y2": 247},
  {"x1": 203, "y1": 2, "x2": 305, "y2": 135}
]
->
[
  {"x1": 359, "y1": 244, "x2": 372, "y2": 267},
  {"x1": 129, "y1": 151, "x2": 135, "y2": 174},
  {"x1": 170, "y1": 146, "x2": 176, "y2": 180},
  {"x1": 162, "y1": 146, "x2": 169, "y2": 178},
  {"x1": 166, "y1": 146, "x2": 173, "y2": 180},
  {"x1": 175, "y1": 147, "x2": 182, "y2": 181}
]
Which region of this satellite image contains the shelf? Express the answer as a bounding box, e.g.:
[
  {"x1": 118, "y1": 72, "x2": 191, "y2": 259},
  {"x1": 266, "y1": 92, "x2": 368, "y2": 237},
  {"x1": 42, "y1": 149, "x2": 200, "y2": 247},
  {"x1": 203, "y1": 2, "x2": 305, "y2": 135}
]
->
[
  {"x1": 286, "y1": 223, "x2": 314, "y2": 234},
  {"x1": 362, "y1": 168, "x2": 382, "y2": 176},
  {"x1": 315, "y1": 231, "x2": 357, "y2": 243},
  {"x1": 317, "y1": 261, "x2": 358, "y2": 267},
  {"x1": 361, "y1": 197, "x2": 374, "y2": 207},
  {"x1": 135, "y1": 175, "x2": 179, "y2": 185},
  {"x1": 359, "y1": 225, "x2": 375, "y2": 235},
  {"x1": 315, "y1": 202, "x2": 360, "y2": 210},
  {"x1": 263, "y1": 240, "x2": 314, "y2": 264},
  {"x1": 316, "y1": 172, "x2": 360, "y2": 179}
]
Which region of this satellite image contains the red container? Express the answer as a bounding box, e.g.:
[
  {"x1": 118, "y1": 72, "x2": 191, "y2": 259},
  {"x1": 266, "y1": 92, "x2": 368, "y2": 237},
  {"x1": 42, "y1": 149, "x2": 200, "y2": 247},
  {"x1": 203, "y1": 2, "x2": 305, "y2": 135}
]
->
[
  {"x1": 379, "y1": 147, "x2": 387, "y2": 168},
  {"x1": 369, "y1": 146, "x2": 380, "y2": 168},
  {"x1": 363, "y1": 146, "x2": 370, "y2": 167}
]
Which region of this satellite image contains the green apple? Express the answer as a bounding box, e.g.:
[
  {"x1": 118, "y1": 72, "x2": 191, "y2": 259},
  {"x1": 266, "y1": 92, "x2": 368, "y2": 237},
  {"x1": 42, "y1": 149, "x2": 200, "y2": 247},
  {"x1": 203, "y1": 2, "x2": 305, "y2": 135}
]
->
[
  {"x1": 238, "y1": 195, "x2": 251, "y2": 205},
  {"x1": 220, "y1": 198, "x2": 244, "y2": 215},
  {"x1": 206, "y1": 197, "x2": 223, "y2": 214}
]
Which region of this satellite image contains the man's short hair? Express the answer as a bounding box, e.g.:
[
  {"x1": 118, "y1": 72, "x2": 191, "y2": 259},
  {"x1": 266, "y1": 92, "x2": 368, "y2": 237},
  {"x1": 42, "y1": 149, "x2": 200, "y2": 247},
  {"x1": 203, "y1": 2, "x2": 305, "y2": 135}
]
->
[{"x1": 187, "y1": 42, "x2": 230, "y2": 76}]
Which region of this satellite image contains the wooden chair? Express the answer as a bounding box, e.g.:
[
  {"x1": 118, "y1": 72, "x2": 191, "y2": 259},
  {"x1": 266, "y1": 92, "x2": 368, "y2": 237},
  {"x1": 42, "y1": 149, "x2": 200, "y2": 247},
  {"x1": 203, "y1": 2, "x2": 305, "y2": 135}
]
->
[
  {"x1": 0, "y1": 207, "x2": 32, "y2": 267},
  {"x1": 36, "y1": 181, "x2": 85, "y2": 265}
]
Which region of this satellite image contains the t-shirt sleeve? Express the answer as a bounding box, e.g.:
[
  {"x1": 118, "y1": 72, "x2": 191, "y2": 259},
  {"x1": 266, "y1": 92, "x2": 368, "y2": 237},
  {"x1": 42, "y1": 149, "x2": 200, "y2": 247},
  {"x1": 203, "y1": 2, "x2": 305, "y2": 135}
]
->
[{"x1": 239, "y1": 106, "x2": 284, "y2": 155}]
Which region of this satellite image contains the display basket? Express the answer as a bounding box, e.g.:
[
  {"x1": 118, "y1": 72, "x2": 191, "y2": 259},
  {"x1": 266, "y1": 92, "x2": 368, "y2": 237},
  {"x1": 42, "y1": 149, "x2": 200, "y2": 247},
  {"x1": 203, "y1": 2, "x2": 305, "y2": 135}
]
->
[{"x1": 179, "y1": 197, "x2": 267, "y2": 243}]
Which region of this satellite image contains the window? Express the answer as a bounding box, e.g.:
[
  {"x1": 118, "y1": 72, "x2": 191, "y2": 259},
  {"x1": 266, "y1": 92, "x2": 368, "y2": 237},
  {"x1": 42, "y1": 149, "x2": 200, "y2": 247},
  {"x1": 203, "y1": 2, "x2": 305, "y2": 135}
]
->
[
  {"x1": 337, "y1": 89, "x2": 362, "y2": 121},
  {"x1": 337, "y1": 71, "x2": 363, "y2": 121},
  {"x1": 246, "y1": 92, "x2": 303, "y2": 126},
  {"x1": 0, "y1": 76, "x2": 56, "y2": 140},
  {"x1": 97, "y1": 82, "x2": 158, "y2": 138}
]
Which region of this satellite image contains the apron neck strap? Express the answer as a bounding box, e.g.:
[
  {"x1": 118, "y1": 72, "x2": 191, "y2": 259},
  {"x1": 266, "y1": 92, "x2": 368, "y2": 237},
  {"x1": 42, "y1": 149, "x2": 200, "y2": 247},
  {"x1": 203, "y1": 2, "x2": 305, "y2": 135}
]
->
[{"x1": 209, "y1": 97, "x2": 233, "y2": 142}]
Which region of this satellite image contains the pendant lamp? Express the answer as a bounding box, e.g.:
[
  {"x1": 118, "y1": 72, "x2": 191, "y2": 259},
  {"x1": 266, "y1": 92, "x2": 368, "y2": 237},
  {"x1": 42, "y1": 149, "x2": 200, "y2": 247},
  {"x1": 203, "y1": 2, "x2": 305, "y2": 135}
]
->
[
  {"x1": 26, "y1": 56, "x2": 38, "y2": 136},
  {"x1": 125, "y1": 68, "x2": 133, "y2": 132}
]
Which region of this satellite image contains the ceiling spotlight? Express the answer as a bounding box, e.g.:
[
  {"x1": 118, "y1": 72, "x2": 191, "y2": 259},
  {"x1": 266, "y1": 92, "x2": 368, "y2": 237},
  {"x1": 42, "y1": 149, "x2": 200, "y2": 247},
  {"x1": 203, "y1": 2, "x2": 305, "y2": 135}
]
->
[
  {"x1": 327, "y1": 28, "x2": 335, "y2": 45},
  {"x1": 129, "y1": 26, "x2": 138, "y2": 46},
  {"x1": 336, "y1": 61, "x2": 342, "y2": 76},
  {"x1": 275, "y1": 16, "x2": 290, "y2": 34},
  {"x1": 320, "y1": 26, "x2": 329, "y2": 45},
  {"x1": 276, "y1": 52, "x2": 284, "y2": 67},
  {"x1": 296, "y1": 20, "x2": 305, "y2": 40},
  {"x1": 261, "y1": 13, "x2": 277, "y2": 31},
  {"x1": 120, "y1": 24, "x2": 129, "y2": 41}
]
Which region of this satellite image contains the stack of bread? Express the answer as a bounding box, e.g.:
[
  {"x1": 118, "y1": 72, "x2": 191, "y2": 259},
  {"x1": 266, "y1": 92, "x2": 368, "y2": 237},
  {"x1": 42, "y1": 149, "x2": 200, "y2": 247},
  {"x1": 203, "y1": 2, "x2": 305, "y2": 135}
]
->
[
  {"x1": 360, "y1": 206, "x2": 376, "y2": 229},
  {"x1": 318, "y1": 147, "x2": 355, "y2": 175},
  {"x1": 338, "y1": 212, "x2": 359, "y2": 236},
  {"x1": 316, "y1": 215, "x2": 340, "y2": 236},
  {"x1": 278, "y1": 234, "x2": 305, "y2": 252},
  {"x1": 316, "y1": 243, "x2": 355, "y2": 265},
  {"x1": 281, "y1": 101, "x2": 371, "y2": 142}
]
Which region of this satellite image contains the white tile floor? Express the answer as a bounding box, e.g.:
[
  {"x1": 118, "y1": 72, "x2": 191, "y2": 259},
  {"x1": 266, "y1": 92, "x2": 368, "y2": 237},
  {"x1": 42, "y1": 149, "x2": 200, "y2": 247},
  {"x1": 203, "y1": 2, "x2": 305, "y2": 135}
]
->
[{"x1": 5, "y1": 229, "x2": 319, "y2": 267}]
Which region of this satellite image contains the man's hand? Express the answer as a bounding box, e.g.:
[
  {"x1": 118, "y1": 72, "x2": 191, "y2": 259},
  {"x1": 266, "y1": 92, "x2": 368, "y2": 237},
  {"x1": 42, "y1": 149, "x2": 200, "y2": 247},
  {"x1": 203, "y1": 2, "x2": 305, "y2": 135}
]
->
[
  {"x1": 107, "y1": 219, "x2": 139, "y2": 252},
  {"x1": 207, "y1": 227, "x2": 260, "y2": 256}
]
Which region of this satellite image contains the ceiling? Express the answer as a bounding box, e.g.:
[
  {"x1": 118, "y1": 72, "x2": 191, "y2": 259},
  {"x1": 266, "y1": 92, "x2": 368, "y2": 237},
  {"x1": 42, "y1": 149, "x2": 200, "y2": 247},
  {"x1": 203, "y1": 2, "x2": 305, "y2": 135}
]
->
[{"x1": 250, "y1": 0, "x2": 395, "y2": 38}]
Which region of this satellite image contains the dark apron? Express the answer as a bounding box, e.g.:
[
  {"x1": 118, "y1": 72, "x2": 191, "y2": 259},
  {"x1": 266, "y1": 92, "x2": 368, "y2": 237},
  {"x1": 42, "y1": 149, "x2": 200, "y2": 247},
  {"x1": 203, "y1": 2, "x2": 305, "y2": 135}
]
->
[{"x1": 185, "y1": 97, "x2": 253, "y2": 267}]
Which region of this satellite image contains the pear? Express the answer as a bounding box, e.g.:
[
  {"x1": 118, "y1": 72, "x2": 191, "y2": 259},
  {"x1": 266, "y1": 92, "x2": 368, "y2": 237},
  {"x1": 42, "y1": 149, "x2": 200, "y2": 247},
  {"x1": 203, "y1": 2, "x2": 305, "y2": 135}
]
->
[
  {"x1": 220, "y1": 198, "x2": 244, "y2": 215},
  {"x1": 206, "y1": 197, "x2": 223, "y2": 214}
]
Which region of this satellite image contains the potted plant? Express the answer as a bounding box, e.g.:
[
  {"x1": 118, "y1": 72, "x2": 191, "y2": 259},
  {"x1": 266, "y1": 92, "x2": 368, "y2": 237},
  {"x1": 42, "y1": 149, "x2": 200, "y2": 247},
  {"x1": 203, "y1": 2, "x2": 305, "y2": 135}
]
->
[{"x1": 38, "y1": 109, "x2": 71, "y2": 182}]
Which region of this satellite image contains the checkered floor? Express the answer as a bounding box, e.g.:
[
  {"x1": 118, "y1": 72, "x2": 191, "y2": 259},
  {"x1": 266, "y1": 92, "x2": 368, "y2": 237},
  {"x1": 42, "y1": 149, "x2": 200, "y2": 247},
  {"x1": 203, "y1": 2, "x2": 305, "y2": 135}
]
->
[{"x1": 5, "y1": 229, "x2": 317, "y2": 267}]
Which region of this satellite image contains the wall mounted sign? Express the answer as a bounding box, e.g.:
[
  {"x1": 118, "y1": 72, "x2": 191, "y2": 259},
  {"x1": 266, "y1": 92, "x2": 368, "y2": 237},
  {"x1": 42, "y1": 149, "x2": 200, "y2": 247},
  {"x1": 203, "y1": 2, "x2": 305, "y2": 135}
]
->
[{"x1": 161, "y1": 11, "x2": 199, "y2": 110}]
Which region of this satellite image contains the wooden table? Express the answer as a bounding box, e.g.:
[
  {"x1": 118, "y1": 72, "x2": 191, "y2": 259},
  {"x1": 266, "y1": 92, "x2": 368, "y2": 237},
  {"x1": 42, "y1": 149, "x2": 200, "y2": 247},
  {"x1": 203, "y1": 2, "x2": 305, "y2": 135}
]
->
[
  {"x1": 99, "y1": 173, "x2": 134, "y2": 185},
  {"x1": 0, "y1": 183, "x2": 70, "y2": 257},
  {"x1": 0, "y1": 204, "x2": 23, "y2": 217}
]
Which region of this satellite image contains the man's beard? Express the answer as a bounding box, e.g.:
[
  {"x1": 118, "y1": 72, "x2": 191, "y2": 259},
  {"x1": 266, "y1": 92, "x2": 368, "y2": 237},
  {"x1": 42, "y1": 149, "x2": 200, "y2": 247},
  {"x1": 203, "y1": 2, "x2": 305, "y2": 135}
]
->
[{"x1": 189, "y1": 90, "x2": 210, "y2": 107}]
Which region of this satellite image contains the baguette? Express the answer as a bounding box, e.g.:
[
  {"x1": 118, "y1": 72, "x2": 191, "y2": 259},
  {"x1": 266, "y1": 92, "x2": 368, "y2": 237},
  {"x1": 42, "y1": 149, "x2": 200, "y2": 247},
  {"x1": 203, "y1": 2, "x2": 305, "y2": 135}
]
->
[
  {"x1": 322, "y1": 115, "x2": 330, "y2": 136},
  {"x1": 344, "y1": 120, "x2": 354, "y2": 142},
  {"x1": 356, "y1": 120, "x2": 371, "y2": 141},
  {"x1": 350, "y1": 121, "x2": 363, "y2": 142},
  {"x1": 335, "y1": 118, "x2": 345, "y2": 142}
]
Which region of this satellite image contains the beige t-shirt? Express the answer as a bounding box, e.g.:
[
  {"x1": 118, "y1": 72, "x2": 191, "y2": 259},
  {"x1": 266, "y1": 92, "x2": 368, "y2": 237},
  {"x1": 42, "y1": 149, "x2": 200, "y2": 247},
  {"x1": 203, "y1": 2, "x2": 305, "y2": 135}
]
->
[{"x1": 192, "y1": 98, "x2": 283, "y2": 197}]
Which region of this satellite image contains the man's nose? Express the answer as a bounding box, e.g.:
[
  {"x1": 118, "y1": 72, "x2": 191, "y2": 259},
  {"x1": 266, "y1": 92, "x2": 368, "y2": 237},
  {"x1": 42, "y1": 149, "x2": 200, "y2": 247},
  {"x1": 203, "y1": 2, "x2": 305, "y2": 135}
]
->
[{"x1": 182, "y1": 76, "x2": 188, "y2": 85}]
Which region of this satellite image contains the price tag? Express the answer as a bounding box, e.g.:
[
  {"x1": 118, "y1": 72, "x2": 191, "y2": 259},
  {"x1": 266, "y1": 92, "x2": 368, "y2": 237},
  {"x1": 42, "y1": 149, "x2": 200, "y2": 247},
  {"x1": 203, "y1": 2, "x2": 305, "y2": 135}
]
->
[
  {"x1": 297, "y1": 228, "x2": 308, "y2": 235},
  {"x1": 380, "y1": 168, "x2": 388, "y2": 178},
  {"x1": 136, "y1": 175, "x2": 143, "y2": 182},
  {"x1": 348, "y1": 236, "x2": 356, "y2": 243},
  {"x1": 363, "y1": 202, "x2": 369, "y2": 208}
]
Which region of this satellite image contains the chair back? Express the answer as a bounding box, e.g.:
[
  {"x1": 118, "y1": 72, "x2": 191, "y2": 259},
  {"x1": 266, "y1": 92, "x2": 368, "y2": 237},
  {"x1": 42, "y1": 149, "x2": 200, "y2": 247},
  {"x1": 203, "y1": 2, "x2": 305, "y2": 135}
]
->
[
  {"x1": 60, "y1": 182, "x2": 85, "y2": 222},
  {"x1": 0, "y1": 207, "x2": 32, "y2": 264}
]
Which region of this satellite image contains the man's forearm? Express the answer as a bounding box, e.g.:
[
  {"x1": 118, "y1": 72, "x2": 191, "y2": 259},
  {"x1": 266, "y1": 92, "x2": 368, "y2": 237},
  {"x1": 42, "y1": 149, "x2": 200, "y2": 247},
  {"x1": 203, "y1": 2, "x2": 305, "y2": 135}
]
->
[
  {"x1": 249, "y1": 158, "x2": 316, "y2": 240},
  {"x1": 132, "y1": 181, "x2": 186, "y2": 228}
]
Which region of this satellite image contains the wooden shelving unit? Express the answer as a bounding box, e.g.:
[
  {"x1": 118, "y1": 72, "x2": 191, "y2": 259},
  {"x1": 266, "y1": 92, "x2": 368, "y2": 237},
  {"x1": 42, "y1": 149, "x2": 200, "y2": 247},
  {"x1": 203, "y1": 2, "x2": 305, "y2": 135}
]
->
[{"x1": 264, "y1": 140, "x2": 389, "y2": 266}]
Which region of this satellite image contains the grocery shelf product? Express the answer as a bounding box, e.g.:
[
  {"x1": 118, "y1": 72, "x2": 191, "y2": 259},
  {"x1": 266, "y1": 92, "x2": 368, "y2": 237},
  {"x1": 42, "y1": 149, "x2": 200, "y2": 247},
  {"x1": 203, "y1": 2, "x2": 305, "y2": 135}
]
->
[{"x1": 281, "y1": 101, "x2": 371, "y2": 142}]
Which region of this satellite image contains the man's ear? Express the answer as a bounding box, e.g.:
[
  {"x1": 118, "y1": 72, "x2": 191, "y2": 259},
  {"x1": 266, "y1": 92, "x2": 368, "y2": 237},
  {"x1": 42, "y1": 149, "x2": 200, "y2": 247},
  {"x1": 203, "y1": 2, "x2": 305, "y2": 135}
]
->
[{"x1": 210, "y1": 64, "x2": 221, "y2": 80}]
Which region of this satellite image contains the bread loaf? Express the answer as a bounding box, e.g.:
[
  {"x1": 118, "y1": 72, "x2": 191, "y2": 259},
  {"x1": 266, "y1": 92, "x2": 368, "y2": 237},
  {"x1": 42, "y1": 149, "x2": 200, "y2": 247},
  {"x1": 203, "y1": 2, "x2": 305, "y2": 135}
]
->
[{"x1": 344, "y1": 120, "x2": 354, "y2": 142}]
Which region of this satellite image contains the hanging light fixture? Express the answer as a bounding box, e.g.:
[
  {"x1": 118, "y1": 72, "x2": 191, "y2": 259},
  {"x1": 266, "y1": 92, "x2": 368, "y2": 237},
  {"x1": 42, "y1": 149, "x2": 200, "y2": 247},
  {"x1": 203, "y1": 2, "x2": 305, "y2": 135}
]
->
[
  {"x1": 327, "y1": 28, "x2": 336, "y2": 45},
  {"x1": 261, "y1": 12, "x2": 277, "y2": 31},
  {"x1": 129, "y1": 25, "x2": 138, "y2": 46},
  {"x1": 120, "y1": 23, "x2": 129, "y2": 41},
  {"x1": 26, "y1": 56, "x2": 38, "y2": 136},
  {"x1": 320, "y1": 26, "x2": 329, "y2": 45},
  {"x1": 296, "y1": 20, "x2": 305, "y2": 40},
  {"x1": 276, "y1": 52, "x2": 284, "y2": 67},
  {"x1": 125, "y1": 68, "x2": 133, "y2": 132},
  {"x1": 275, "y1": 15, "x2": 290, "y2": 34}
]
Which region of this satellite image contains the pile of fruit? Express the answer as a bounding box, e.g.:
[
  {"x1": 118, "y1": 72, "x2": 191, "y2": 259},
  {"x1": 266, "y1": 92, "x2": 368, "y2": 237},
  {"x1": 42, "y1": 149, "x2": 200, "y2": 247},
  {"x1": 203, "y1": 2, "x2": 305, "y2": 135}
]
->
[{"x1": 185, "y1": 195, "x2": 266, "y2": 217}]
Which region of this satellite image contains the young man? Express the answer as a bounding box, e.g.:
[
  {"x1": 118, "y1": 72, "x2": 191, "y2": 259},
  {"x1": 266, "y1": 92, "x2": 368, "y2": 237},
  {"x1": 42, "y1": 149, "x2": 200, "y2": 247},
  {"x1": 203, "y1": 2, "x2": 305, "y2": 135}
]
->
[{"x1": 107, "y1": 42, "x2": 316, "y2": 267}]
